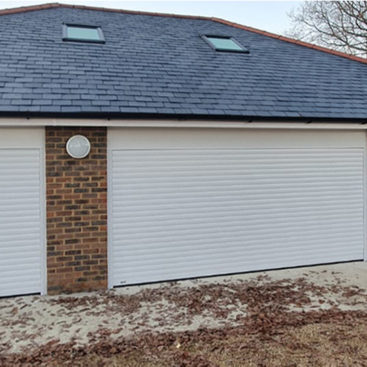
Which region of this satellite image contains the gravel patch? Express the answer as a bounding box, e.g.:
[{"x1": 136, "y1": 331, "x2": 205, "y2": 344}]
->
[{"x1": 1, "y1": 262, "x2": 367, "y2": 355}]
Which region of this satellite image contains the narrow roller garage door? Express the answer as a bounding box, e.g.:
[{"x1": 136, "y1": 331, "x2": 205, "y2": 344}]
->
[
  {"x1": 0, "y1": 129, "x2": 44, "y2": 297},
  {"x1": 109, "y1": 128, "x2": 365, "y2": 287}
]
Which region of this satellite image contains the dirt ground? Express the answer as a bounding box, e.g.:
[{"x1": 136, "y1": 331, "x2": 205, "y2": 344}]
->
[{"x1": 1, "y1": 262, "x2": 367, "y2": 366}]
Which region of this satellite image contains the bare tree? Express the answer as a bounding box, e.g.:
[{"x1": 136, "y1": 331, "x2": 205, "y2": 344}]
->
[{"x1": 287, "y1": 1, "x2": 367, "y2": 57}]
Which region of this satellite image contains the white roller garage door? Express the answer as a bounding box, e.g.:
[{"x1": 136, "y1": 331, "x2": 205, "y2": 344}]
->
[
  {"x1": 108, "y1": 128, "x2": 365, "y2": 287},
  {"x1": 0, "y1": 129, "x2": 45, "y2": 297}
]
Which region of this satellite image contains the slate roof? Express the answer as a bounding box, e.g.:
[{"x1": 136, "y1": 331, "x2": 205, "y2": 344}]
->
[{"x1": 1, "y1": 3, "x2": 367, "y2": 121}]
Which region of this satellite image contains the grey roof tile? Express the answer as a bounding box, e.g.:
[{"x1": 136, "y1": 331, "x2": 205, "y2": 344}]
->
[{"x1": 0, "y1": 6, "x2": 366, "y2": 120}]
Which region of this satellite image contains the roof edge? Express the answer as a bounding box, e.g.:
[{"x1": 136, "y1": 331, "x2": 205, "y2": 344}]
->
[
  {"x1": 0, "y1": 2, "x2": 209, "y2": 20},
  {"x1": 0, "y1": 2, "x2": 61, "y2": 15},
  {"x1": 212, "y1": 17, "x2": 367, "y2": 65},
  {"x1": 1, "y1": 2, "x2": 366, "y2": 65},
  {"x1": 0, "y1": 111, "x2": 366, "y2": 125}
]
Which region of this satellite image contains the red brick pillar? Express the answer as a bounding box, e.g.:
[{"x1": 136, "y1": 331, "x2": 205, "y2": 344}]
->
[{"x1": 46, "y1": 127, "x2": 107, "y2": 294}]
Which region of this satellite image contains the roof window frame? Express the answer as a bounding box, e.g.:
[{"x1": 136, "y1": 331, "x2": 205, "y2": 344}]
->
[
  {"x1": 202, "y1": 35, "x2": 249, "y2": 53},
  {"x1": 62, "y1": 24, "x2": 105, "y2": 44}
]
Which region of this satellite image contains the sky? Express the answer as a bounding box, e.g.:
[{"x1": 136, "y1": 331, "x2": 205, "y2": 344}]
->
[{"x1": 0, "y1": 1, "x2": 302, "y2": 35}]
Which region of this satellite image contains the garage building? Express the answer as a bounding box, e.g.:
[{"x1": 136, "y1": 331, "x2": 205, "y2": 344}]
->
[{"x1": 0, "y1": 4, "x2": 367, "y2": 296}]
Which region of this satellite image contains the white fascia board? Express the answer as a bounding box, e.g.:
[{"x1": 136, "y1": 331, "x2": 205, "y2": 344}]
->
[{"x1": 0, "y1": 117, "x2": 367, "y2": 130}]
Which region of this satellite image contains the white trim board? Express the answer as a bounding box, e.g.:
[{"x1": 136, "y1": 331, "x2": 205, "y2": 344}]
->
[
  {"x1": 108, "y1": 128, "x2": 366, "y2": 149},
  {"x1": 40, "y1": 128, "x2": 47, "y2": 295},
  {"x1": 0, "y1": 128, "x2": 44, "y2": 148}
]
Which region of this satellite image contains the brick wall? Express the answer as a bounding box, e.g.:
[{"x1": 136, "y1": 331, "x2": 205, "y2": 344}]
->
[{"x1": 46, "y1": 127, "x2": 107, "y2": 294}]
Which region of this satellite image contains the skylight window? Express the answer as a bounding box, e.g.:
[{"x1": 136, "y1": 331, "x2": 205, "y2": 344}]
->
[
  {"x1": 203, "y1": 35, "x2": 248, "y2": 53},
  {"x1": 63, "y1": 24, "x2": 105, "y2": 43}
]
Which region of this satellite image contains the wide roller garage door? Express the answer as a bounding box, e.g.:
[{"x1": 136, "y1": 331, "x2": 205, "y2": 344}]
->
[
  {"x1": 0, "y1": 129, "x2": 45, "y2": 297},
  {"x1": 108, "y1": 128, "x2": 365, "y2": 287}
]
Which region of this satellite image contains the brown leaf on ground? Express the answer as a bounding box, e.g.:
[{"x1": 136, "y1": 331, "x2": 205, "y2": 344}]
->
[{"x1": 2, "y1": 309, "x2": 367, "y2": 366}]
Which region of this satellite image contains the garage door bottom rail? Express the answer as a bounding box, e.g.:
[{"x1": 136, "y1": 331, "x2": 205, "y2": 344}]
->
[{"x1": 112, "y1": 259, "x2": 363, "y2": 288}]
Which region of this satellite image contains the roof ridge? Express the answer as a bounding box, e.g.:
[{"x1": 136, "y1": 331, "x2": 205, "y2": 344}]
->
[
  {"x1": 212, "y1": 18, "x2": 367, "y2": 65},
  {"x1": 1, "y1": 2, "x2": 366, "y2": 65},
  {"x1": 0, "y1": 2, "x2": 60, "y2": 15},
  {"x1": 0, "y1": 2, "x2": 210, "y2": 20}
]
